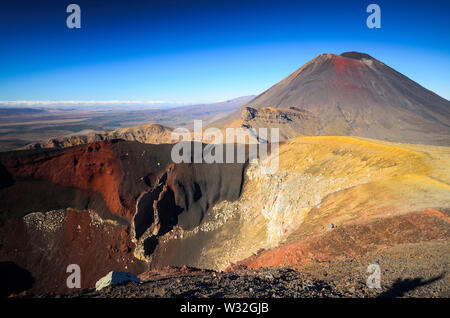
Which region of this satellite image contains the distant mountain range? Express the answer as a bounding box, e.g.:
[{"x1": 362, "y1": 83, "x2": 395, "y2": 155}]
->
[{"x1": 0, "y1": 96, "x2": 254, "y2": 151}]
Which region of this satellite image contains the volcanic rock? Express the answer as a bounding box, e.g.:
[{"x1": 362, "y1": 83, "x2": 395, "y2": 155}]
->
[{"x1": 95, "y1": 271, "x2": 140, "y2": 291}]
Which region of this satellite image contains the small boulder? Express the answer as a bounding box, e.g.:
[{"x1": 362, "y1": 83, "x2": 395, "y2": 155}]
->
[
  {"x1": 95, "y1": 271, "x2": 140, "y2": 291},
  {"x1": 326, "y1": 223, "x2": 335, "y2": 231}
]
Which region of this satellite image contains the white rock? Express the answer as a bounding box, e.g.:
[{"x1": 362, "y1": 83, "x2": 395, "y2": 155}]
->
[{"x1": 95, "y1": 271, "x2": 140, "y2": 291}]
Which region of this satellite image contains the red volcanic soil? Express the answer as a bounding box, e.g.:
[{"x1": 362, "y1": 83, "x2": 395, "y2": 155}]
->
[
  {"x1": 0, "y1": 140, "x2": 177, "y2": 222},
  {"x1": 232, "y1": 210, "x2": 450, "y2": 270},
  {"x1": 2, "y1": 141, "x2": 130, "y2": 220},
  {"x1": 0, "y1": 209, "x2": 146, "y2": 295},
  {"x1": 333, "y1": 54, "x2": 362, "y2": 75}
]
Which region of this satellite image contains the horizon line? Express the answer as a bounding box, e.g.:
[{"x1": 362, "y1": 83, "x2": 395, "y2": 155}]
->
[{"x1": 0, "y1": 96, "x2": 255, "y2": 108}]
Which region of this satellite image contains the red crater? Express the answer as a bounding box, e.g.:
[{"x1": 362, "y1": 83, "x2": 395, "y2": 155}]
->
[{"x1": 0, "y1": 140, "x2": 248, "y2": 294}]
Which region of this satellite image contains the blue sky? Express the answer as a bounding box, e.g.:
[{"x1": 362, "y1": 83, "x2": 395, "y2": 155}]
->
[{"x1": 0, "y1": 0, "x2": 449, "y2": 103}]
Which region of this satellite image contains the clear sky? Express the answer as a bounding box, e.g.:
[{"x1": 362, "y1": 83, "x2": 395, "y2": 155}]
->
[{"x1": 0, "y1": 0, "x2": 449, "y2": 103}]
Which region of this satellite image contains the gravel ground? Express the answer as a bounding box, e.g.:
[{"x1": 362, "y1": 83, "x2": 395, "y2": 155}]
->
[
  {"x1": 47, "y1": 268, "x2": 340, "y2": 298},
  {"x1": 32, "y1": 240, "x2": 448, "y2": 298},
  {"x1": 299, "y1": 240, "x2": 449, "y2": 298}
]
